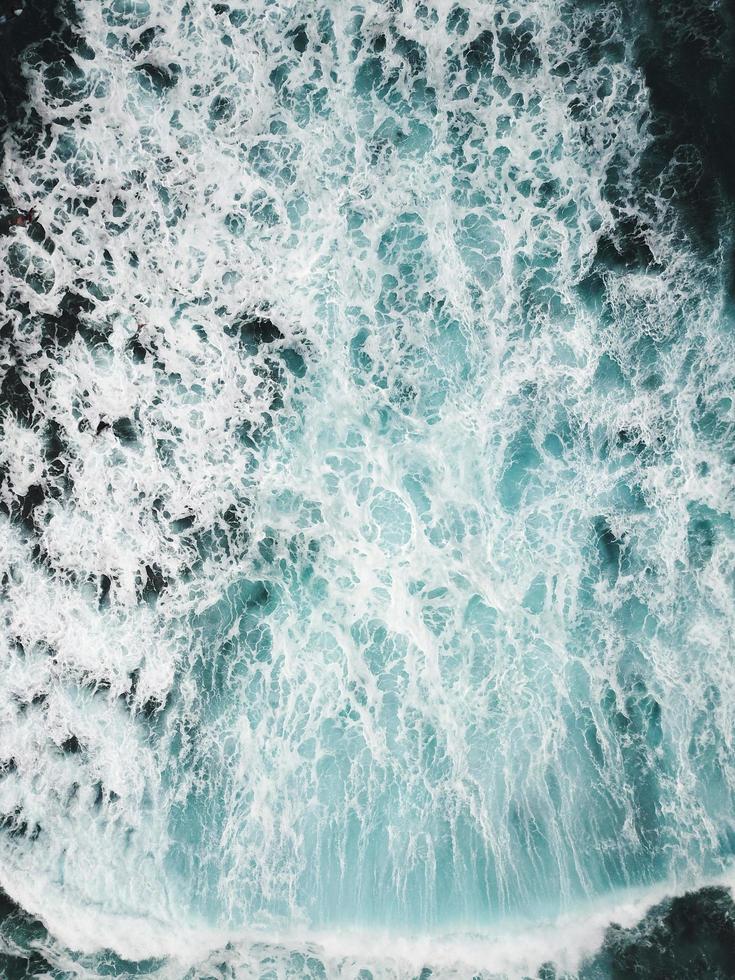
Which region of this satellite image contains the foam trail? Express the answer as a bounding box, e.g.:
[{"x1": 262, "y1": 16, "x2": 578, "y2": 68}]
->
[{"x1": 0, "y1": 0, "x2": 734, "y2": 976}]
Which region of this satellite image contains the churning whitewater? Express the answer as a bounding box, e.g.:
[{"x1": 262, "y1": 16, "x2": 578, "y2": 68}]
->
[{"x1": 0, "y1": 0, "x2": 734, "y2": 976}]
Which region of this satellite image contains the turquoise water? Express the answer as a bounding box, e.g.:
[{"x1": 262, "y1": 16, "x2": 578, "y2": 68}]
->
[{"x1": 0, "y1": 0, "x2": 734, "y2": 976}]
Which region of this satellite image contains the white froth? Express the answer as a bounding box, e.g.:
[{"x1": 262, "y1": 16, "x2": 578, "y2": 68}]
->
[{"x1": 0, "y1": 0, "x2": 734, "y2": 976}]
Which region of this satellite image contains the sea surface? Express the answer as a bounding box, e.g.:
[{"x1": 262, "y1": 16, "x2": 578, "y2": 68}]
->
[{"x1": 1, "y1": 0, "x2": 735, "y2": 977}]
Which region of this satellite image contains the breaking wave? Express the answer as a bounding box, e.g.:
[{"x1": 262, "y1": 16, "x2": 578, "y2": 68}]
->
[{"x1": 1, "y1": 0, "x2": 734, "y2": 976}]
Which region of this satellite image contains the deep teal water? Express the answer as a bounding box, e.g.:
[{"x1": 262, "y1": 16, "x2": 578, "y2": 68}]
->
[{"x1": 0, "y1": 0, "x2": 734, "y2": 976}]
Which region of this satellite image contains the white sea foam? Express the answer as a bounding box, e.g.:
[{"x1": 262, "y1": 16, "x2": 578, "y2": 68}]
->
[
  {"x1": 0, "y1": 0, "x2": 734, "y2": 973},
  {"x1": 7, "y1": 868, "x2": 735, "y2": 979}
]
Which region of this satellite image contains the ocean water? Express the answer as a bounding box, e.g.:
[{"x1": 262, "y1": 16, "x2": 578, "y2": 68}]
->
[{"x1": 0, "y1": 0, "x2": 734, "y2": 976}]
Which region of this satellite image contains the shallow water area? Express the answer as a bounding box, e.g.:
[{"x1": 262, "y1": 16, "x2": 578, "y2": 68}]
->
[{"x1": 0, "y1": 0, "x2": 734, "y2": 977}]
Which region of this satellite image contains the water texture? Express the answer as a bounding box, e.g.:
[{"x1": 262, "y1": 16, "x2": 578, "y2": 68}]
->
[{"x1": 0, "y1": 0, "x2": 734, "y2": 976}]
